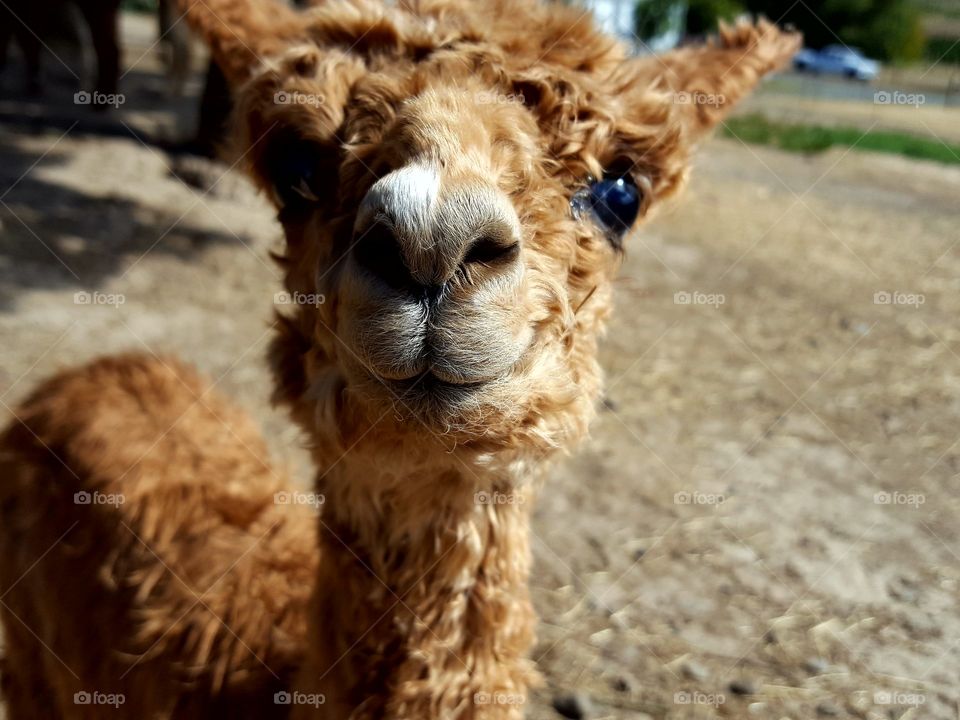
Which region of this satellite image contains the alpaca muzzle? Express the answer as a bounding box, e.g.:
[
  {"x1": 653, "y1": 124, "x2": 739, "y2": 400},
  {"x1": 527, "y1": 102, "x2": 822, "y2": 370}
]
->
[{"x1": 339, "y1": 160, "x2": 530, "y2": 397}]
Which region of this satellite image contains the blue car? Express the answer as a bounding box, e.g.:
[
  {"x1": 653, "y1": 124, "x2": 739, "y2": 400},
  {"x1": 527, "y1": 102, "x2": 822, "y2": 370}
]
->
[{"x1": 793, "y1": 45, "x2": 880, "y2": 81}]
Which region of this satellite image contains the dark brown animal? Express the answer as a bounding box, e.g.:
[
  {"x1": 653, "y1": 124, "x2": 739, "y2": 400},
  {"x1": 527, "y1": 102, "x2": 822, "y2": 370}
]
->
[{"x1": 0, "y1": 0, "x2": 120, "y2": 97}]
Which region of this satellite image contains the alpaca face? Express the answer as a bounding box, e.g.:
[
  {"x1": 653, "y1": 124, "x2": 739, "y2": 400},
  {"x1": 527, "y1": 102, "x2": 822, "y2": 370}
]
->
[
  {"x1": 336, "y1": 90, "x2": 535, "y2": 399},
  {"x1": 202, "y1": 0, "x2": 798, "y2": 448}
]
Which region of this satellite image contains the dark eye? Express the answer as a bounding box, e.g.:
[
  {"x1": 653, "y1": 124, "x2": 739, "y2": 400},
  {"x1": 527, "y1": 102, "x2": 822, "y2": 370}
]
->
[
  {"x1": 572, "y1": 173, "x2": 646, "y2": 248},
  {"x1": 264, "y1": 136, "x2": 331, "y2": 209}
]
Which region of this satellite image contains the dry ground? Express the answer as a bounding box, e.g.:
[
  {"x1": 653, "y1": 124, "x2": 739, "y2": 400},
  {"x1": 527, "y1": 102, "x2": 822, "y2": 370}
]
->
[{"x1": 2, "y1": 17, "x2": 960, "y2": 720}]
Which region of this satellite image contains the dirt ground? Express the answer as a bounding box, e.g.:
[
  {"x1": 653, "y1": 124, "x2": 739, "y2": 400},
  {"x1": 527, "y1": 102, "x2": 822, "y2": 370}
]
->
[{"x1": 2, "y1": 14, "x2": 960, "y2": 720}]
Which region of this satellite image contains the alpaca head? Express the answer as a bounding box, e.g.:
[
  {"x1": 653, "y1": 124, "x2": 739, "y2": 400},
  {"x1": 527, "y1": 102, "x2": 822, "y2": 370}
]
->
[{"x1": 187, "y1": 0, "x2": 799, "y2": 455}]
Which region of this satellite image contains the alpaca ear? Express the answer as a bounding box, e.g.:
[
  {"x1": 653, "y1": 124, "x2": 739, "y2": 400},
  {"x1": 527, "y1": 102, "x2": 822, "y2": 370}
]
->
[
  {"x1": 179, "y1": 0, "x2": 305, "y2": 85},
  {"x1": 642, "y1": 18, "x2": 801, "y2": 136}
]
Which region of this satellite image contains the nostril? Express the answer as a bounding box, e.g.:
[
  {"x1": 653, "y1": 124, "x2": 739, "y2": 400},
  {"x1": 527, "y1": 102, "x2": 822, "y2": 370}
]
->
[
  {"x1": 462, "y1": 236, "x2": 520, "y2": 268},
  {"x1": 352, "y1": 222, "x2": 417, "y2": 293}
]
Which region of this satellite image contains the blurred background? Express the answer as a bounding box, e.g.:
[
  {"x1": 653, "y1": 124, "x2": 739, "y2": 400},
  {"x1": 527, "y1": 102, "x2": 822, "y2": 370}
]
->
[{"x1": 0, "y1": 0, "x2": 958, "y2": 718}]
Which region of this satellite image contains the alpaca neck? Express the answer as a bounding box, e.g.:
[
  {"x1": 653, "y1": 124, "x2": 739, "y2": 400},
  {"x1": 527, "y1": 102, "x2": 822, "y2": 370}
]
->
[{"x1": 302, "y1": 447, "x2": 540, "y2": 717}]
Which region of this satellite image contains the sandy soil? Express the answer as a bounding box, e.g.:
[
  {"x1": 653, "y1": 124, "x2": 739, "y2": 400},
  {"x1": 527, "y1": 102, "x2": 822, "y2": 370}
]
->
[{"x1": 2, "y1": 16, "x2": 960, "y2": 720}]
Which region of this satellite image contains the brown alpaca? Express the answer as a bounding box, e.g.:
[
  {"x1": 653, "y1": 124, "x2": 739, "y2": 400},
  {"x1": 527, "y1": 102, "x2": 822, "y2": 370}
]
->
[{"x1": 0, "y1": 1, "x2": 800, "y2": 717}]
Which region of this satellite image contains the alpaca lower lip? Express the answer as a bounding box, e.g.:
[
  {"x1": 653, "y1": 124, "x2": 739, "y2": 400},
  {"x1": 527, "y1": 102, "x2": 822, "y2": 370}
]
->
[{"x1": 385, "y1": 371, "x2": 489, "y2": 394}]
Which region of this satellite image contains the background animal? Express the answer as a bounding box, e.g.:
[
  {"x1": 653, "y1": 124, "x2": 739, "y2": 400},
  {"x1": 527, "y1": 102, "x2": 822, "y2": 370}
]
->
[
  {"x1": 0, "y1": 0, "x2": 121, "y2": 97},
  {"x1": 0, "y1": 0, "x2": 192, "y2": 101}
]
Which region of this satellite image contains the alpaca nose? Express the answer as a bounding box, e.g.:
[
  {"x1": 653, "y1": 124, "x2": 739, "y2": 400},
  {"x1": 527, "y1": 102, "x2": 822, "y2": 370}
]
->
[
  {"x1": 352, "y1": 163, "x2": 522, "y2": 293},
  {"x1": 352, "y1": 222, "x2": 520, "y2": 294}
]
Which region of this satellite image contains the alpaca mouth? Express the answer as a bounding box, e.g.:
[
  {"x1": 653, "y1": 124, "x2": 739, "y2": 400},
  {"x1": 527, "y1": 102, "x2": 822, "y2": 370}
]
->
[
  {"x1": 385, "y1": 370, "x2": 491, "y2": 395},
  {"x1": 350, "y1": 365, "x2": 499, "y2": 426}
]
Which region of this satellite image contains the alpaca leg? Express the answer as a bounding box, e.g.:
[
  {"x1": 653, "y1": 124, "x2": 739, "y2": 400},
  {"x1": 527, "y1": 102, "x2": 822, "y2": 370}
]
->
[
  {"x1": 157, "y1": 0, "x2": 192, "y2": 97},
  {"x1": 78, "y1": 0, "x2": 119, "y2": 98},
  {"x1": 15, "y1": 26, "x2": 43, "y2": 95},
  {"x1": 194, "y1": 60, "x2": 232, "y2": 157},
  {"x1": 0, "y1": 20, "x2": 10, "y2": 76}
]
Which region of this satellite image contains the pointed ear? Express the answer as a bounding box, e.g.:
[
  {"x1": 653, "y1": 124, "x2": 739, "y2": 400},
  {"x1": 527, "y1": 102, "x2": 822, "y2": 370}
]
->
[
  {"x1": 641, "y1": 18, "x2": 801, "y2": 137},
  {"x1": 179, "y1": 0, "x2": 305, "y2": 85}
]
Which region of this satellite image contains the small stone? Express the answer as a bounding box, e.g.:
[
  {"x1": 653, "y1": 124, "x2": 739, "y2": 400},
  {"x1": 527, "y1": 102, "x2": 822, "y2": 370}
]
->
[
  {"x1": 589, "y1": 628, "x2": 614, "y2": 647},
  {"x1": 610, "y1": 674, "x2": 632, "y2": 693},
  {"x1": 682, "y1": 660, "x2": 710, "y2": 681},
  {"x1": 888, "y1": 575, "x2": 919, "y2": 603},
  {"x1": 729, "y1": 678, "x2": 757, "y2": 696},
  {"x1": 552, "y1": 691, "x2": 593, "y2": 719},
  {"x1": 804, "y1": 657, "x2": 829, "y2": 675},
  {"x1": 816, "y1": 700, "x2": 841, "y2": 716}
]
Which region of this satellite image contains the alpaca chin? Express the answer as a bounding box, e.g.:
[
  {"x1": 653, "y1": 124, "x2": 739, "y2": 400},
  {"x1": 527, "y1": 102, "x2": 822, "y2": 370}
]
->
[{"x1": 347, "y1": 361, "x2": 518, "y2": 438}]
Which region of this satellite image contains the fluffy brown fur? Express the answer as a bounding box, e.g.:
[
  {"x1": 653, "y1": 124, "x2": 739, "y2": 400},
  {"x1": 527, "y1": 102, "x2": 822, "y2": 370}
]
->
[
  {"x1": 0, "y1": 355, "x2": 315, "y2": 718},
  {"x1": 0, "y1": 1, "x2": 799, "y2": 718}
]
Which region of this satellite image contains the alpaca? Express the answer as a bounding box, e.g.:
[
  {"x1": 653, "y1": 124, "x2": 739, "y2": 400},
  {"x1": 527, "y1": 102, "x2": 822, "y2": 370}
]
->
[
  {"x1": 158, "y1": 0, "x2": 194, "y2": 98},
  {"x1": 0, "y1": 0, "x2": 189, "y2": 101},
  {"x1": 0, "y1": 0, "x2": 121, "y2": 98},
  {"x1": 0, "y1": 1, "x2": 800, "y2": 717}
]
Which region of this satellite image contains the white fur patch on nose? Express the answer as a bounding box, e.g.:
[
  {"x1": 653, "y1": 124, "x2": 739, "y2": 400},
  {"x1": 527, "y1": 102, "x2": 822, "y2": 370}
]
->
[
  {"x1": 355, "y1": 162, "x2": 440, "y2": 241},
  {"x1": 353, "y1": 160, "x2": 521, "y2": 286}
]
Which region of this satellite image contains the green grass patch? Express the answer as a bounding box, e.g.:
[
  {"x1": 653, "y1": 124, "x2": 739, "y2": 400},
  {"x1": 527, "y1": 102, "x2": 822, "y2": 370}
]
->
[
  {"x1": 925, "y1": 35, "x2": 960, "y2": 65},
  {"x1": 723, "y1": 113, "x2": 960, "y2": 165},
  {"x1": 916, "y1": 0, "x2": 960, "y2": 21},
  {"x1": 121, "y1": 0, "x2": 156, "y2": 12}
]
